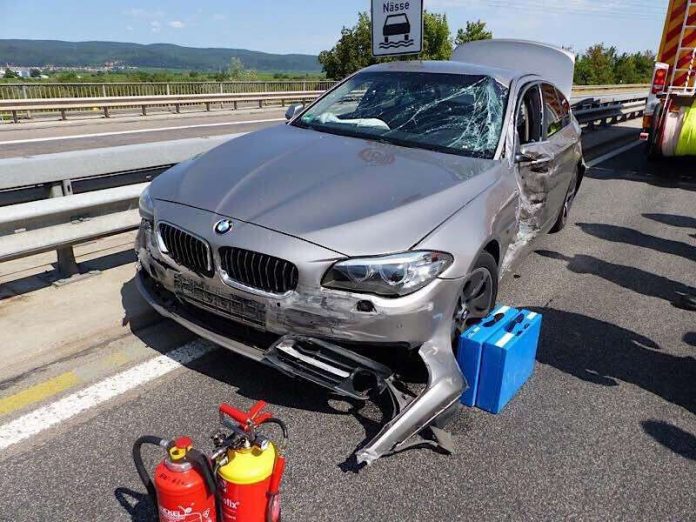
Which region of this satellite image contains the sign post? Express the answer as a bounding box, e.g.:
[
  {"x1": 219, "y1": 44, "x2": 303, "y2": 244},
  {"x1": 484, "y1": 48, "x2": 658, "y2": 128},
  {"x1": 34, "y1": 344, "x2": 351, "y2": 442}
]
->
[{"x1": 371, "y1": 0, "x2": 423, "y2": 57}]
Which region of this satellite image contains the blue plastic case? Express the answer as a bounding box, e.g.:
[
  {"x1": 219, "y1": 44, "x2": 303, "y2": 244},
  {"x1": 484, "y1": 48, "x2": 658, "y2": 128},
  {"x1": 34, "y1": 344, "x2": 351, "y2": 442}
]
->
[
  {"x1": 476, "y1": 309, "x2": 543, "y2": 414},
  {"x1": 456, "y1": 305, "x2": 519, "y2": 406}
]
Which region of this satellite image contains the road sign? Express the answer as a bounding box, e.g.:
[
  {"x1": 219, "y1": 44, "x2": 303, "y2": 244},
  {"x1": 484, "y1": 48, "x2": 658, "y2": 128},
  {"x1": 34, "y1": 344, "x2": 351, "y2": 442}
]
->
[{"x1": 371, "y1": 0, "x2": 423, "y2": 57}]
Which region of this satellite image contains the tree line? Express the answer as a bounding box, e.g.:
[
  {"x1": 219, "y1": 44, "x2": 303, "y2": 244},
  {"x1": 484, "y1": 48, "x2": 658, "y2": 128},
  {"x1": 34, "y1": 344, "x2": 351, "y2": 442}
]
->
[{"x1": 318, "y1": 12, "x2": 656, "y2": 85}]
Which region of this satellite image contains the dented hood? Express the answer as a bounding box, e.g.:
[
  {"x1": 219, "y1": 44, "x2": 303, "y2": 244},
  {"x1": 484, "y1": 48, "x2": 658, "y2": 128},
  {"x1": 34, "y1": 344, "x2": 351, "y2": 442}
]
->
[{"x1": 151, "y1": 125, "x2": 502, "y2": 256}]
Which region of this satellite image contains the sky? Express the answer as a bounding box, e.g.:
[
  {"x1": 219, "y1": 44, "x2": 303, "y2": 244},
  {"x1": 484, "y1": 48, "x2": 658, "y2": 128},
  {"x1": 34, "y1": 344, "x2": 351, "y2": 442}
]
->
[{"x1": 0, "y1": 0, "x2": 671, "y2": 56}]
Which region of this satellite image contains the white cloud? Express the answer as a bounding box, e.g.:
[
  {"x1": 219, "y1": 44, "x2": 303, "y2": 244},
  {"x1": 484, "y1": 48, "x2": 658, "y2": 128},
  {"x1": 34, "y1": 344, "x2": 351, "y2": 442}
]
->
[
  {"x1": 125, "y1": 25, "x2": 134, "y2": 31},
  {"x1": 168, "y1": 20, "x2": 185, "y2": 29},
  {"x1": 212, "y1": 13, "x2": 227, "y2": 21},
  {"x1": 150, "y1": 20, "x2": 161, "y2": 33},
  {"x1": 124, "y1": 8, "x2": 164, "y2": 19}
]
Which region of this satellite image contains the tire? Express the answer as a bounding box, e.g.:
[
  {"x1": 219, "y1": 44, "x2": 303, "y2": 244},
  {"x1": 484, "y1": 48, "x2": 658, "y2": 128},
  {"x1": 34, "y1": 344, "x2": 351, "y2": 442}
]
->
[
  {"x1": 646, "y1": 103, "x2": 664, "y2": 161},
  {"x1": 549, "y1": 168, "x2": 579, "y2": 233},
  {"x1": 451, "y1": 251, "x2": 499, "y2": 347}
]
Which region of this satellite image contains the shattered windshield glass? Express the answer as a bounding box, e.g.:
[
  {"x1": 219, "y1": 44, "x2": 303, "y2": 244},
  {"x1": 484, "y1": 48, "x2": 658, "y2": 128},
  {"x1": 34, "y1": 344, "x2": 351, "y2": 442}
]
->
[{"x1": 293, "y1": 71, "x2": 509, "y2": 159}]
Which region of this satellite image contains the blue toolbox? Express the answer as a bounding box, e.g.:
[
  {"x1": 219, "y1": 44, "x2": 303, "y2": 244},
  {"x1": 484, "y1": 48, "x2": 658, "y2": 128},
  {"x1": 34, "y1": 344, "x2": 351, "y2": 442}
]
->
[
  {"x1": 476, "y1": 309, "x2": 543, "y2": 414},
  {"x1": 457, "y1": 307, "x2": 543, "y2": 413},
  {"x1": 456, "y1": 305, "x2": 519, "y2": 407}
]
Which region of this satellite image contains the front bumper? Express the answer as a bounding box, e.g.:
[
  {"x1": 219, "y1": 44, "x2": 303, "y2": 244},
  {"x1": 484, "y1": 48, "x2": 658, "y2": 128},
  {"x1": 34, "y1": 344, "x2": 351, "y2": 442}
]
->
[{"x1": 136, "y1": 216, "x2": 467, "y2": 465}]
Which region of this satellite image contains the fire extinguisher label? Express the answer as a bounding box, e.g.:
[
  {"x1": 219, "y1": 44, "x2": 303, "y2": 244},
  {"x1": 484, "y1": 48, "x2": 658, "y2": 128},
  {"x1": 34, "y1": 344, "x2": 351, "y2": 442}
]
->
[{"x1": 158, "y1": 504, "x2": 214, "y2": 522}]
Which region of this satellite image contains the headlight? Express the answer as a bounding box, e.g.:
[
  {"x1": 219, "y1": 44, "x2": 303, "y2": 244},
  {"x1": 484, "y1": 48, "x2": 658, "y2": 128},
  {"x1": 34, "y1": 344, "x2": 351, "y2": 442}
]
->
[
  {"x1": 139, "y1": 185, "x2": 155, "y2": 219},
  {"x1": 322, "y1": 251, "x2": 453, "y2": 297}
]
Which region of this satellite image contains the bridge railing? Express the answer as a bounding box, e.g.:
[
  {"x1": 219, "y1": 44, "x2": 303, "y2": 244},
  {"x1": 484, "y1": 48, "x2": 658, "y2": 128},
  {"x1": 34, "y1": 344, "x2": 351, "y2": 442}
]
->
[{"x1": 0, "y1": 80, "x2": 340, "y2": 100}]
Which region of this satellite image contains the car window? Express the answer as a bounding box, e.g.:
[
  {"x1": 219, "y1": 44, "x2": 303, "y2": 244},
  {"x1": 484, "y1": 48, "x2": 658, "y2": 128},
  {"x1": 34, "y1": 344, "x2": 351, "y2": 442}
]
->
[
  {"x1": 516, "y1": 84, "x2": 543, "y2": 145},
  {"x1": 542, "y1": 83, "x2": 566, "y2": 138},
  {"x1": 294, "y1": 71, "x2": 509, "y2": 159}
]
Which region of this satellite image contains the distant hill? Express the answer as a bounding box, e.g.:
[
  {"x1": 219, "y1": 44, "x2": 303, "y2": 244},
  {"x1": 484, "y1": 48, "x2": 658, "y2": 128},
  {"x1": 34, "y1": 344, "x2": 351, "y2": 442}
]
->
[{"x1": 0, "y1": 39, "x2": 321, "y2": 73}]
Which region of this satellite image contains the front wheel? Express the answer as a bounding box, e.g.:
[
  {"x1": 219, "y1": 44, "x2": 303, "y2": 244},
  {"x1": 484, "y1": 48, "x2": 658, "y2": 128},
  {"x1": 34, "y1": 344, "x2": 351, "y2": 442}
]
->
[{"x1": 451, "y1": 251, "x2": 499, "y2": 348}]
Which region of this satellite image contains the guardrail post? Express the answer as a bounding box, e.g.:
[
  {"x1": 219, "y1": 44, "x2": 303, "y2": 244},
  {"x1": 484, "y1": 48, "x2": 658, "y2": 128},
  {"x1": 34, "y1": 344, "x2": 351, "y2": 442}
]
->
[
  {"x1": 48, "y1": 183, "x2": 79, "y2": 278},
  {"x1": 21, "y1": 85, "x2": 31, "y2": 120},
  {"x1": 175, "y1": 103, "x2": 180, "y2": 114},
  {"x1": 12, "y1": 110, "x2": 19, "y2": 124},
  {"x1": 103, "y1": 106, "x2": 110, "y2": 118},
  {"x1": 60, "y1": 109, "x2": 67, "y2": 121},
  {"x1": 142, "y1": 105, "x2": 147, "y2": 116}
]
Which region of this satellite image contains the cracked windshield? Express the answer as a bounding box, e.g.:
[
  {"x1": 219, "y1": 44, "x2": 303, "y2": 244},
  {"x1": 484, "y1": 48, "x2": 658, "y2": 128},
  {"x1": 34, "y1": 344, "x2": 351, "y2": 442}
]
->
[{"x1": 294, "y1": 71, "x2": 508, "y2": 158}]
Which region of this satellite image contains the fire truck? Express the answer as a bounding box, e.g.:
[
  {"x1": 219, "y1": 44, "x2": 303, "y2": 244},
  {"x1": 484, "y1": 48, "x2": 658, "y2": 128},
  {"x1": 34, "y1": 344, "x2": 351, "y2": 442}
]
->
[{"x1": 642, "y1": 0, "x2": 696, "y2": 158}]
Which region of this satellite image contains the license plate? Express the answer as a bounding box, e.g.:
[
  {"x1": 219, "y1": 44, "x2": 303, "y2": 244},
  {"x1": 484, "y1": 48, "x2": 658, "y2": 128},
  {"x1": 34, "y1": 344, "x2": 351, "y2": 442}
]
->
[{"x1": 173, "y1": 274, "x2": 266, "y2": 326}]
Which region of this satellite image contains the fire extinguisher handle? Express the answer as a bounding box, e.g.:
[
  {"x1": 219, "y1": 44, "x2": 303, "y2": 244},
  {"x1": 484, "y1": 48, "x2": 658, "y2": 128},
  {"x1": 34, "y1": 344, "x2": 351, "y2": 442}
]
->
[
  {"x1": 219, "y1": 403, "x2": 251, "y2": 424},
  {"x1": 219, "y1": 401, "x2": 273, "y2": 426}
]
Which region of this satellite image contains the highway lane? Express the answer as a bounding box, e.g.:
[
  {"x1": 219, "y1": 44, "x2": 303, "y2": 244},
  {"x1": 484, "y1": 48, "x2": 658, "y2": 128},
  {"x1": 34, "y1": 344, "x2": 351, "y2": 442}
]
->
[
  {"x1": 0, "y1": 142, "x2": 694, "y2": 520},
  {"x1": 0, "y1": 108, "x2": 286, "y2": 158}
]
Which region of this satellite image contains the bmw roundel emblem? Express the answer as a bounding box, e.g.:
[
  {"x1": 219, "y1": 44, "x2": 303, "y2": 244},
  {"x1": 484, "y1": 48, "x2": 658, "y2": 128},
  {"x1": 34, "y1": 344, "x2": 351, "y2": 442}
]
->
[{"x1": 214, "y1": 219, "x2": 233, "y2": 234}]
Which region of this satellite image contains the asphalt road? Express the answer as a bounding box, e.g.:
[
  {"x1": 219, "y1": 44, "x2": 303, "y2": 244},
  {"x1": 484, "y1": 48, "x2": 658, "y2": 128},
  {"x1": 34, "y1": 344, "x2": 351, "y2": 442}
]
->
[
  {"x1": 0, "y1": 143, "x2": 695, "y2": 521},
  {"x1": 0, "y1": 108, "x2": 286, "y2": 158}
]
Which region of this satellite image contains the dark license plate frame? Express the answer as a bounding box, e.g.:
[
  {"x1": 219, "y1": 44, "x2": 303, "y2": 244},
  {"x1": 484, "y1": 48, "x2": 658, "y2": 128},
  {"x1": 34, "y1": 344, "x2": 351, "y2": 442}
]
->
[{"x1": 174, "y1": 274, "x2": 266, "y2": 326}]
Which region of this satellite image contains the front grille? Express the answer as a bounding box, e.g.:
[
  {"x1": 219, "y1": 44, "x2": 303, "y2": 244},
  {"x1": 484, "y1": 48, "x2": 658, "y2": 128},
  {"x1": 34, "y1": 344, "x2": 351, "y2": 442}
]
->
[
  {"x1": 219, "y1": 247, "x2": 298, "y2": 294},
  {"x1": 158, "y1": 223, "x2": 213, "y2": 277}
]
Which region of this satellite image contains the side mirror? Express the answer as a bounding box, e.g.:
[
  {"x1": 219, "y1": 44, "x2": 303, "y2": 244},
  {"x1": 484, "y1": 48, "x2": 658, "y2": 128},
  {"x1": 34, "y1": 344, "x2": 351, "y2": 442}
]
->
[{"x1": 285, "y1": 103, "x2": 304, "y2": 120}]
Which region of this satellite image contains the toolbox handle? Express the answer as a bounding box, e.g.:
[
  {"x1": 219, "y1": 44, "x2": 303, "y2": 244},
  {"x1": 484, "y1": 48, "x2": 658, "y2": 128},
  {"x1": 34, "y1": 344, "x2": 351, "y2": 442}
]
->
[
  {"x1": 482, "y1": 311, "x2": 506, "y2": 327},
  {"x1": 504, "y1": 313, "x2": 530, "y2": 335}
]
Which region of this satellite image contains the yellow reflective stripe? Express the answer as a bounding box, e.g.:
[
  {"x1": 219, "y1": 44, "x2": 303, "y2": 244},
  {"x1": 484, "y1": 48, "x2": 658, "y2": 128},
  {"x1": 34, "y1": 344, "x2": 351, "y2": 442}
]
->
[{"x1": 0, "y1": 372, "x2": 80, "y2": 416}]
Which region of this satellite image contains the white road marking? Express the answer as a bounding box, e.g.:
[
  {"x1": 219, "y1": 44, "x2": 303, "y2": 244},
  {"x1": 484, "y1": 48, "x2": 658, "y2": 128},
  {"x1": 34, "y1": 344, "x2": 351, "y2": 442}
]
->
[
  {"x1": 0, "y1": 340, "x2": 214, "y2": 450},
  {"x1": 586, "y1": 140, "x2": 642, "y2": 167},
  {"x1": 0, "y1": 118, "x2": 283, "y2": 145}
]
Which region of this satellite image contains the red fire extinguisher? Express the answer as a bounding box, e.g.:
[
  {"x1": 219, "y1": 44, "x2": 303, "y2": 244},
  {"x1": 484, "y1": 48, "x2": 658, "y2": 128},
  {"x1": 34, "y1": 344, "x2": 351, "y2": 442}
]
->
[
  {"x1": 132, "y1": 435, "x2": 219, "y2": 522},
  {"x1": 211, "y1": 400, "x2": 288, "y2": 522}
]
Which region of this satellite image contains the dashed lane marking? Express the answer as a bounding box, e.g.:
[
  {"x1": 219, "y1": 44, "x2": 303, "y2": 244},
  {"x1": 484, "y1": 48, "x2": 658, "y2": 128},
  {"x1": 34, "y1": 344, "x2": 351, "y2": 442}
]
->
[
  {"x1": 0, "y1": 340, "x2": 214, "y2": 450},
  {"x1": 0, "y1": 117, "x2": 283, "y2": 145}
]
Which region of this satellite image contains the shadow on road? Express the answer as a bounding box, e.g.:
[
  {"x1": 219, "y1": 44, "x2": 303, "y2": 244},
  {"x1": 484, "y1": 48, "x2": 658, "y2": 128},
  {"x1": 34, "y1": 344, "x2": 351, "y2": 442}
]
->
[
  {"x1": 533, "y1": 307, "x2": 696, "y2": 414},
  {"x1": 114, "y1": 487, "x2": 155, "y2": 522},
  {"x1": 535, "y1": 250, "x2": 696, "y2": 304},
  {"x1": 0, "y1": 249, "x2": 135, "y2": 300},
  {"x1": 577, "y1": 222, "x2": 696, "y2": 262},
  {"x1": 684, "y1": 332, "x2": 696, "y2": 348},
  {"x1": 643, "y1": 213, "x2": 696, "y2": 229},
  {"x1": 641, "y1": 420, "x2": 696, "y2": 461}
]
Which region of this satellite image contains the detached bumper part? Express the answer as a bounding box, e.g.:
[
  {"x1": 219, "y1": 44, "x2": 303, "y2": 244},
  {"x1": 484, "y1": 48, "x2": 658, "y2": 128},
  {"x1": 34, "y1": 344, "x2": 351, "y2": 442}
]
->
[
  {"x1": 355, "y1": 341, "x2": 465, "y2": 466},
  {"x1": 264, "y1": 336, "x2": 393, "y2": 401},
  {"x1": 264, "y1": 335, "x2": 466, "y2": 466}
]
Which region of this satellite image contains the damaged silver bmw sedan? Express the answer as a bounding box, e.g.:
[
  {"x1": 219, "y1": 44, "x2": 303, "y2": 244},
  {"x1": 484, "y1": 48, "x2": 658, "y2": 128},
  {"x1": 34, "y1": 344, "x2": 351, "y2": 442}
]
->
[{"x1": 135, "y1": 40, "x2": 583, "y2": 465}]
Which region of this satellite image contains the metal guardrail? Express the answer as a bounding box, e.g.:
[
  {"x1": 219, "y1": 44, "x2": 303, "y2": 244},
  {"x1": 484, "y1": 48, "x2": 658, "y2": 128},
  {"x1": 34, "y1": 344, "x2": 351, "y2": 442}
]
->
[
  {"x1": 0, "y1": 135, "x2": 239, "y2": 276},
  {"x1": 572, "y1": 93, "x2": 646, "y2": 129},
  {"x1": 0, "y1": 93, "x2": 648, "y2": 279},
  {"x1": 0, "y1": 91, "x2": 323, "y2": 122}
]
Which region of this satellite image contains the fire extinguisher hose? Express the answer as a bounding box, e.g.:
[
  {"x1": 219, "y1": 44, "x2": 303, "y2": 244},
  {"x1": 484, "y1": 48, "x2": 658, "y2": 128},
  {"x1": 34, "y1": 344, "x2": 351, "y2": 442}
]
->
[
  {"x1": 258, "y1": 417, "x2": 289, "y2": 522},
  {"x1": 132, "y1": 435, "x2": 169, "y2": 503},
  {"x1": 186, "y1": 448, "x2": 223, "y2": 519}
]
